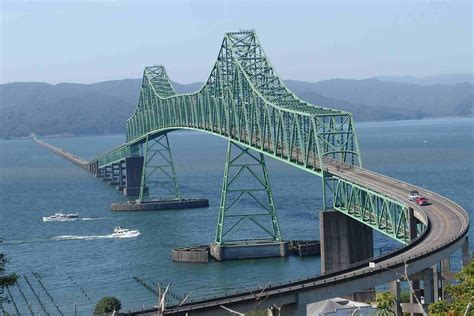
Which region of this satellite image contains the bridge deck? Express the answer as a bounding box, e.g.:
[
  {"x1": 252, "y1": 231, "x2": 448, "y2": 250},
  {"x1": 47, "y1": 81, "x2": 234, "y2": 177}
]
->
[
  {"x1": 32, "y1": 134, "x2": 89, "y2": 170},
  {"x1": 57, "y1": 30, "x2": 469, "y2": 314},
  {"x1": 159, "y1": 164, "x2": 468, "y2": 314}
]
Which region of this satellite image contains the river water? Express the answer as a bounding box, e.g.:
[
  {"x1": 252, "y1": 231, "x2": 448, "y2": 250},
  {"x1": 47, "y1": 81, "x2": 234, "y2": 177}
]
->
[{"x1": 0, "y1": 117, "x2": 472, "y2": 314}]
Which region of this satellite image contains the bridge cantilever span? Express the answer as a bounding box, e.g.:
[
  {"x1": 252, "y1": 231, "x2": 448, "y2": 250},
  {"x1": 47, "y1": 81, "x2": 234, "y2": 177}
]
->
[
  {"x1": 80, "y1": 30, "x2": 470, "y2": 314},
  {"x1": 89, "y1": 30, "x2": 411, "y2": 244},
  {"x1": 157, "y1": 169, "x2": 469, "y2": 315}
]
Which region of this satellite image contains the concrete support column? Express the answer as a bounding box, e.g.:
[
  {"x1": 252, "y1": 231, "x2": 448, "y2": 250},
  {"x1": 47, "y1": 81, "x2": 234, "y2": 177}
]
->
[
  {"x1": 111, "y1": 163, "x2": 120, "y2": 185},
  {"x1": 320, "y1": 210, "x2": 375, "y2": 302},
  {"x1": 389, "y1": 280, "x2": 402, "y2": 316},
  {"x1": 423, "y1": 268, "x2": 434, "y2": 307},
  {"x1": 410, "y1": 280, "x2": 421, "y2": 316},
  {"x1": 117, "y1": 160, "x2": 125, "y2": 190},
  {"x1": 96, "y1": 167, "x2": 104, "y2": 178},
  {"x1": 90, "y1": 161, "x2": 98, "y2": 175},
  {"x1": 124, "y1": 156, "x2": 144, "y2": 196},
  {"x1": 103, "y1": 165, "x2": 112, "y2": 181},
  {"x1": 280, "y1": 293, "x2": 308, "y2": 316},
  {"x1": 432, "y1": 265, "x2": 439, "y2": 302},
  {"x1": 441, "y1": 258, "x2": 451, "y2": 301}
]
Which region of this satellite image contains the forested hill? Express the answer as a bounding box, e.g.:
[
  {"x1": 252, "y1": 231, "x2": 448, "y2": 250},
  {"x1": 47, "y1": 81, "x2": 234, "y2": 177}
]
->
[{"x1": 0, "y1": 76, "x2": 472, "y2": 138}]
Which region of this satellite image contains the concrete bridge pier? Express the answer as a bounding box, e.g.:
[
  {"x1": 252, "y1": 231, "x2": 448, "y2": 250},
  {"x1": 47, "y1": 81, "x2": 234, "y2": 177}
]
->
[
  {"x1": 431, "y1": 265, "x2": 439, "y2": 302},
  {"x1": 441, "y1": 258, "x2": 451, "y2": 301},
  {"x1": 96, "y1": 166, "x2": 105, "y2": 178},
  {"x1": 110, "y1": 163, "x2": 121, "y2": 186},
  {"x1": 115, "y1": 160, "x2": 126, "y2": 191},
  {"x1": 89, "y1": 161, "x2": 98, "y2": 175},
  {"x1": 399, "y1": 268, "x2": 434, "y2": 315},
  {"x1": 123, "y1": 156, "x2": 144, "y2": 196},
  {"x1": 319, "y1": 210, "x2": 375, "y2": 302},
  {"x1": 389, "y1": 280, "x2": 402, "y2": 316},
  {"x1": 422, "y1": 268, "x2": 434, "y2": 307},
  {"x1": 412, "y1": 278, "x2": 422, "y2": 314},
  {"x1": 103, "y1": 165, "x2": 113, "y2": 181}
]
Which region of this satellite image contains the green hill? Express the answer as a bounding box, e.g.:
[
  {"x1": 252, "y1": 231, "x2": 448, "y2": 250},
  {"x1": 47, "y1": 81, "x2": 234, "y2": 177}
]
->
[{"x1": 1, "y1": 77, "x2": 472, "y2": 138}]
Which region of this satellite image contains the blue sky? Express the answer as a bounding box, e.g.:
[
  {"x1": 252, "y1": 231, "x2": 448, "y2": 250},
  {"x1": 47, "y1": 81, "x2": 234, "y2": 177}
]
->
[{"x1": 1, "y1": 0, "x2": 472, "y2": 84}]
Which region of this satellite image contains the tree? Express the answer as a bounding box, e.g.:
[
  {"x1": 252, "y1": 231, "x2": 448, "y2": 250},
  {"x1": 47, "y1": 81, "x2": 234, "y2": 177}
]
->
[
  {"x1": 428, "y1": 301, "x2": 450, "y2": 315},
  {"x1": 94, "y1": 297, "x2": 122, "y2": 314},
  {"x1": 0, "y1": 252, "x2": 18, "y2": 288},
  {"x1": 1, "y1": 242, "x2": 18, "y2": 309},
  {"x1": 445, "y1": 259, "x2": 473, "y2": 314},
  {"x1": 428, "y1": 259, "x2": 473, "y2": 315},
  {"x1": 375, "y1": 292, "x2": 395, "y2": 315}
]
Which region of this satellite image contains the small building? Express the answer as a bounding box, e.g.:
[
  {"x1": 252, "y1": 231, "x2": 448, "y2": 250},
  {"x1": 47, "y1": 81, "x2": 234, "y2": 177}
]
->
[{"x1": 307, "y1": 297, "x2": 376, "y2": 316}]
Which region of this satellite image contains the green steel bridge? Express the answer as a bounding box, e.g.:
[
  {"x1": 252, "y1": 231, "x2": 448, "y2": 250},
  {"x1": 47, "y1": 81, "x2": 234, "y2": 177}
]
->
[
  {"x1": 89, "y1": 30, "x2": 413, "y2": 245},
  {"x1": 82, "y1": 30, "x2": 470, "y2": 314}
]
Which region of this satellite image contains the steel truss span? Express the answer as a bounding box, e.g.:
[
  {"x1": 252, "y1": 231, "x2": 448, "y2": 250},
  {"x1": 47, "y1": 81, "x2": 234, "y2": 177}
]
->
[
  {"x1": 90, "y1": 30, "x2": 413, "y2": 243},
  {"x1": 87, "y1": 30, "x2": 470, "y2": 313}
]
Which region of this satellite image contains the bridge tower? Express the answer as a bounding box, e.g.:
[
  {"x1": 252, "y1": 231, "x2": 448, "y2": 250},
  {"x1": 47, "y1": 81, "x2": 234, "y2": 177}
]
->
[
  {"x1": 210, "y1": 141, "x2": 287, "y2": 261},
  {"x1": 138, "y1": 133, "x2": 181, "y2": 202}
]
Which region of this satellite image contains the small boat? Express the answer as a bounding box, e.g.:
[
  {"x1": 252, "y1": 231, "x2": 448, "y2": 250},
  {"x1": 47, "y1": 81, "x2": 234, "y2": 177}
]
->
[
  {"x1": 43, "y1": 212, "x2": 79, "y2": 222},
  {"x1": 112, "y1": 226, "x2": 140, "y2": 237}
]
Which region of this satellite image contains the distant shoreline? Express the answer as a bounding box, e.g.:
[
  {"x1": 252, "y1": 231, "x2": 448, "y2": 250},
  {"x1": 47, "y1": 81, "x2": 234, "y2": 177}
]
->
[{"x1": 3, "y1": 115, "x2": 472, "y2": 141}]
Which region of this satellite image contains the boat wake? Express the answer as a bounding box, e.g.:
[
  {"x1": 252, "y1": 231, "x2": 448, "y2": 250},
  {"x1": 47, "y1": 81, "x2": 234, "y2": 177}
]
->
[
  {"x1": 81, "y1": 217, "x2": 107, "y2": 221},
  {"x1": 53, "y1": 231, "x2": 140, "y2": 241},
  {"x1": 1, "y1": 238, "x2": 50, "y2": 245}
]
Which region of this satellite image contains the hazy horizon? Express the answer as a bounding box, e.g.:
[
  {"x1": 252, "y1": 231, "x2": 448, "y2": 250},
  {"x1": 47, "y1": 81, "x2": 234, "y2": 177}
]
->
[
  {"x1": 1, "y1": 0, "x2": 473, "y2": 84},
  {"x1": 2, "y1": 72, "x2": 473, "y2": 86}
]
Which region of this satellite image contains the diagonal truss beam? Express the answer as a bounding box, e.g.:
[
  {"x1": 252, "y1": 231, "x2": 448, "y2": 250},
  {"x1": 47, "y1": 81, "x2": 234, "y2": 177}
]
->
[
  {"x1": 328, "y1": 176, "x2": 411, "y2": 244},
  {"x1": 88, "y1": 30, "x2": 413, "y2": 245},
  {"x1": 215, "y1": 141, "x2": 282, "y2": 244},
  {"x1": 139, "y1": 134, "x2": 181, "y2": 202}
]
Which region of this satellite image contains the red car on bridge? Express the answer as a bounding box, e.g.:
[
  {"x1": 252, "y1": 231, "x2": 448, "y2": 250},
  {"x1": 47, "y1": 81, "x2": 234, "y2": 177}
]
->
[{"x1": 416, "y1": 197, "x2": 429, "y2": 206}]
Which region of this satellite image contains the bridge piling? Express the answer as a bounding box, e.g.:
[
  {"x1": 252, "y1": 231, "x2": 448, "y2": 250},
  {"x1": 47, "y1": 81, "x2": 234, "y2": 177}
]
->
[
  {"x1": 432, "y1": 265, "x2": 439, "y2": 303},
  {"x1": 441, "y1": 258, "x2": 451, "y2": 301},
  {"x1": 116, "y1": 160, "x2": 126, "y2": 190},
  {"x1": 96, "y1": 166, "x2": 104, "y2": 178},
  {"x1": 422, "y1": 268, "x2": 434, "y2": 306},
  {"x1": 319, "y1": 210, "x2": 375, "y2": 302},
  {"x1": 123, "y1": 157, "x2": 145, "y2": 196},
  {"x1": 110, "y1": 163, "x2": 121, "y2": 186},
  {"x1": 389, "y1": 280, "x2": 402, "y2": 316},
  {"x1": 103, "y1": 165, "x2": 113, "y2": 182}
]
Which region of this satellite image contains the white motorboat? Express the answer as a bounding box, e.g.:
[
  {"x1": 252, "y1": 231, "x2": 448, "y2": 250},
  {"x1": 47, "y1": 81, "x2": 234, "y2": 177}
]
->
[
  {"x1": 112, "y1": 226, "x2": 140, "y2": 237},
  {"x1": 43, "y1": 212, "x2": 79, "y2": 222}
]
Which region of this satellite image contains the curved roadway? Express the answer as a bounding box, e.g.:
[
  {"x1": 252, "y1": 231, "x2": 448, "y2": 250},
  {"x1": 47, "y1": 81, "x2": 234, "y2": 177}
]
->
[{"x1": 159, "y1": 160, "x2": 469, "y2": 315}]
